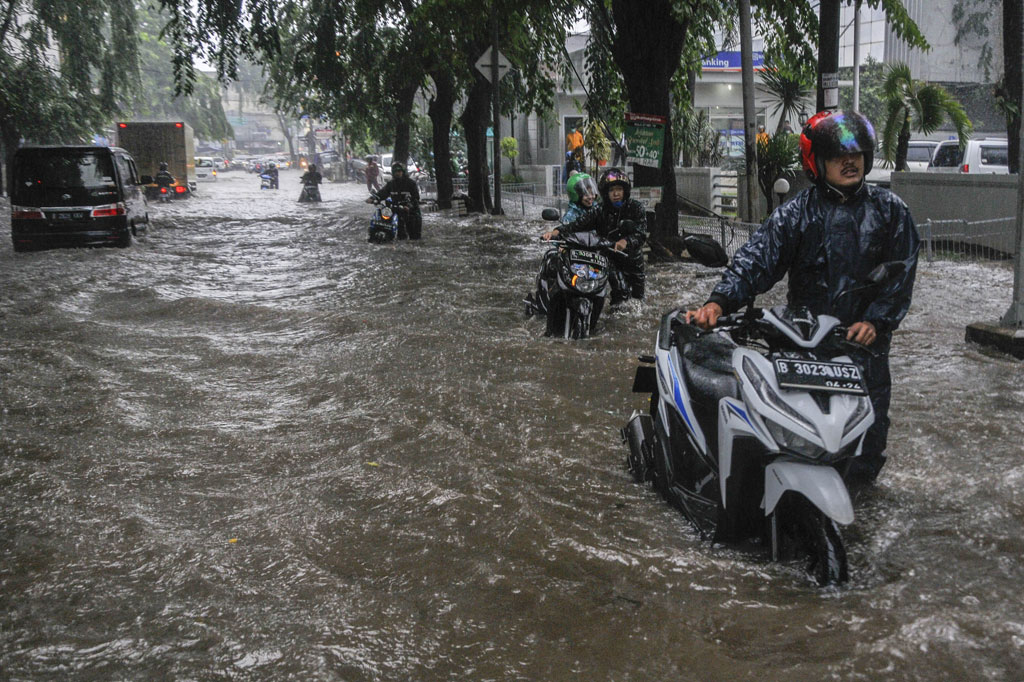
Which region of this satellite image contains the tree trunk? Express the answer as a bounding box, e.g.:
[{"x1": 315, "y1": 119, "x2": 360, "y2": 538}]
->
[
  {"x1": 459, "y1": 78, "x2": 492, "y2": 213},
  {"x1": 1004, "y1": 0, "x2": 1022, "y2": 174},
  {"x1": 392, "y1": 82, "x2": 418, "y2": 165},
  {"x1": 896, "y1": 116, "x2": 911, "y2": 171},
  {"x1": 609, "y1": 0, "x2": 681, "y2": 239},
  {"x1": 276, "y1": 113, "x2": 296, "y2": 160},
  {"x1": 428, "y1": 69, "x2": 456, "y2": 209},
  {"x1": 1, "y1": 120, "x2": 19, "y2": 197}
]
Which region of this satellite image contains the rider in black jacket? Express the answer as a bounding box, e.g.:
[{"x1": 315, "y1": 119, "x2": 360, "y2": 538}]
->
[
  {"x1": 371, "y1": 162, "x2": 422, "y2": 240},
  {"x1": 687, "y1": 111, "x2": 920, "y2": 487},
  {"x1": 549, "y1": 167, "x2": 648, "y2": 302},
  {"x1": 155, "y1": 162, "x2": 174, "y2": 188}
]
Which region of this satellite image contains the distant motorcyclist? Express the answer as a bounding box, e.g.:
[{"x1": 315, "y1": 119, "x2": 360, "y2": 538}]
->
[
  {"x1": 367, "y1": 162, "x2": 422, "y2": 240},
  {"x1": 545, "y1": 167, "x2": 647, "y2": 302},
  {"x1": 686, "y1": 110, "x2": 920, "y2": 487},
  {"x1": 266, "y1": 162, "x2": 279, "y2": 189},
  {"x1": 155, "y1": 161, "x2": 175, "y2": 189},
  {"x1": 300, "y1": 164, "x2": 322, "y2": 186},
  {"x1": 299, "y1": 164, "x2": 323, "y2": 202}
]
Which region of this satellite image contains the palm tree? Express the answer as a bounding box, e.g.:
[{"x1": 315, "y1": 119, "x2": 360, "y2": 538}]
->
[
  {"x1": 881, "y1": 62, "x2": 972, "y2": 171},
  {"x1": 758, "y1": 60, "x2": 815, "y2": 135}
]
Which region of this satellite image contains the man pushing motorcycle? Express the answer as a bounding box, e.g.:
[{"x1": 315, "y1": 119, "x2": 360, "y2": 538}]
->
[{"x1": 686, "y1": 110, "x2": 920, "y2": 487}]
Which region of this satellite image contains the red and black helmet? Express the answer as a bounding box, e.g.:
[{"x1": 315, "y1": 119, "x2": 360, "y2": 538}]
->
[{"x1": 799, "y1": 110, "x2": 876, "y2": 182}]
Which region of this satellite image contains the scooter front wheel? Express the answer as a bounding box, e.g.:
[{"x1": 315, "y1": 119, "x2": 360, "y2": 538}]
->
[{"x1": 773, "y1": 494, "x2": 849, "y2": 586}]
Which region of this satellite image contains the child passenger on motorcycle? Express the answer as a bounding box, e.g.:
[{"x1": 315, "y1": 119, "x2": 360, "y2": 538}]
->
[{"x1": 543, "y1": 167, "x2": 648, "y2": 302}]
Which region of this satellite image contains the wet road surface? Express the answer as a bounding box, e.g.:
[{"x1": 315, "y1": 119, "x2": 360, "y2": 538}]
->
[{"x1": 2, "y1": 171, "x2": 1023, "y2": 679}]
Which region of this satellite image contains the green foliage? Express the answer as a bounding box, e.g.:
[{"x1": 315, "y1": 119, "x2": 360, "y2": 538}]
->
[
  {"x1": 756, "y1": 132, "x2": 800, "y2": 212},
  {"x1": 758, "y1": 54, "x2": 815, "y2": 134},
  {"x1": 1, "y1": 0, "x2": 140, "y2": 148},
  {"x1": 675, "y1": 108, "x2": 723, "y2": 168},
  {"x1": 124, "y1": 3, "x2": 233, "y2": 141},
  {"x1": 880, "y1": 62, "x2": 972, "y2": 170},
  {"x1": 839, "y1": 57, "x2": 888, "y2": 131},
  {"x1": 500, "y1": 136, "x2": 519, "y2": 161}
]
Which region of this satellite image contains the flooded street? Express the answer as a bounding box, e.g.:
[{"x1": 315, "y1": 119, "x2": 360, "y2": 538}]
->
[{"x1": 2, "y1": 170, "x2": 1024, "y2": 680}]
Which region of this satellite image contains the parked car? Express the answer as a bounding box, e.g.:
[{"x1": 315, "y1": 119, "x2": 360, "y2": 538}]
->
[
  {"x1": 195, "y1": 156, "x2": 218, "y2": 181},
  {"x1": 9, "y1": 145, "x2": 149, "y2": 251},
  {"x1": 904, "y1": 140, "x2": 939, "y2": 171},
  {"x1": 865, "y1": 139, "x2": 938, "y2": 186},
  {"x1": 928, "y1": 138, "x2": 1009, "y2": 174}
]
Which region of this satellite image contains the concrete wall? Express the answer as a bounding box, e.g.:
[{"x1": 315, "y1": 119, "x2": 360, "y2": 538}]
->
[
  {"x1": 891, "y1": 172, "x2": 1017, "y2": 222},
  {"x1": 891, "y1": 172, "x2": 1017, "y2": 253}
]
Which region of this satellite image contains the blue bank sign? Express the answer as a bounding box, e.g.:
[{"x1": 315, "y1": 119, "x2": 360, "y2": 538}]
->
[{"x1": 702, "y1": 51, "x2": 765, "y2": 71}]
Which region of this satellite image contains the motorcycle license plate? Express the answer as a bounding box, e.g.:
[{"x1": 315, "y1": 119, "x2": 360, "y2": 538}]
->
[
  {"x1": 570, "y1": 249, "x2": 608, "y2": 267},
  {"x1": 772, "y1": 359, "x2": 867, "y2": 394}
]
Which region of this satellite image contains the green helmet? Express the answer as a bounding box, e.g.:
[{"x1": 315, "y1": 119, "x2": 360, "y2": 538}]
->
[{"x1": 566, "y1": 172, "x2": 598, "y2": 205}]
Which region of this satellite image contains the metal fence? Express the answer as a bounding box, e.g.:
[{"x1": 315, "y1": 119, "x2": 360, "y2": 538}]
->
[
  {"x1": 678, "y1": 215, "x2": 1019, "y2": 264},
  {"x1": 920, "y1": 217, "x2": 1017, "y2": 262},
  {"x1": 420, "y1": 178, "x2": 557, "y2": 217},
  {"x1": 679, "y1": 216, "x2": 759, "y2": 259}
]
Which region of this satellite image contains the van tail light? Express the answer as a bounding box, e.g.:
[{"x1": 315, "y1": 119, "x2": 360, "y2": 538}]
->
[
  {"x1": 91, "y1": 203, "x2": 126, "y2": 217},
  {"x1": 174, "y1": 185, "x2": 187, "y2": 194},
  {"x1": 12, "y1": 206, "x2": 45, "y2": 219},
  {"x1": 962, "y1": 163, "x2": 969, "y2": 173}
]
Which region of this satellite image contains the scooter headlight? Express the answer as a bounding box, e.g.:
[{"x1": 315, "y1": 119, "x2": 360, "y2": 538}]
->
[
  {"x1": 381, "y1": 207, "x2": 393, "y2": 219},
  {"x1": 741, "y1": 356, "x2": 818, "y2": 437},
  {"x1": 843, "y1": 395, "x2": 873, "y2": 437},
  {"x1": 765, "y1": 420, "x2": 827, "y2": 459},
  {"x1": 569, "y1": 263, "x2": 603, "y2": 293}
]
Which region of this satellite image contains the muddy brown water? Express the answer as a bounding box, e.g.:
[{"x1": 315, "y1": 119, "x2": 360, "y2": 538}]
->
[{"x1": 1, "y1": 172, "x2": 1023, "y2": 680}]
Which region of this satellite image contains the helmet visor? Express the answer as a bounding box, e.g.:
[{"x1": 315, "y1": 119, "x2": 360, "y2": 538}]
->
[{"x1": 578, "y1": 176, "x2": 598, "y2": 201}]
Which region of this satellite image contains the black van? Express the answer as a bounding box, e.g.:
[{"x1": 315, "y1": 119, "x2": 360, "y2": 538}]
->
[{"x1": 10, "y1": 146, "x2": 150, "y2": 251}]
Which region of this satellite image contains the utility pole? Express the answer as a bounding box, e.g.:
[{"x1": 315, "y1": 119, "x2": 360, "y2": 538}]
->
[
  {"x1": 817, "y1": 0, "x2": 841, "y2": 111},
  {"x1": 1003, "y1": 117, "x2": 1024, "y2": 327},
  {"x1": 853, "y1": 1, "x2": 862, "y2": 112},
  {"x1": 491, "y1": 7, "x2": 503, "y2": 215},
  {"x1": 739, "y1": 0, "x2": 758, "y2": 222}
]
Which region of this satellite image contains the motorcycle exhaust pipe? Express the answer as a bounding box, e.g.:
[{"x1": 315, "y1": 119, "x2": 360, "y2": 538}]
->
[{"x1": 622, "y1": 411, "x2": 654, "y2": 483}]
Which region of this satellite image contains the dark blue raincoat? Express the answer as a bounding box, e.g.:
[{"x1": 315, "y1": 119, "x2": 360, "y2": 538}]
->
[{"x1": 707, "y1": 182, "x2": 920, "y2": 476}]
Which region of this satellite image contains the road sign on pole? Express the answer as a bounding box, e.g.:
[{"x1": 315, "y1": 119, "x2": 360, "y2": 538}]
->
[{"x1": 475, "y1": 47, "x2": 512, "y2": 83}]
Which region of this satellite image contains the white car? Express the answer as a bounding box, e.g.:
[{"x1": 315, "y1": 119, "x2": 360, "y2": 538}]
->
[
  {"x1": 928, "y1": 138, "x2": 1009, "y2": 174},
  {"x1": 865, "y1": 140, "x2": 938, "y2": 186},
  {"x1": 195, "y1": 156, "x2": 218, "y2": 182}
]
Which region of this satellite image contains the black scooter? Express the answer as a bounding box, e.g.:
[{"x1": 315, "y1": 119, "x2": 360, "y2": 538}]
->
[
  {"x1": 298, "y1": 182, "x2": 321, "y2": 202},
  {"x1": 524, "y1": 208, "x2": 629, "y2": 339}
]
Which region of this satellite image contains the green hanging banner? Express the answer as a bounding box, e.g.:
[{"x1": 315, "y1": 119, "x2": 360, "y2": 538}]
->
[{"x1": 625, "y1": 113, "x2": 667, "y2": 169}]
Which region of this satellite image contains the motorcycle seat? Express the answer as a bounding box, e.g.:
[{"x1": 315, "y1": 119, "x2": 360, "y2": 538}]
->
[{"x1": 680, "y1": 334, "x2": 739, "y2": 444}]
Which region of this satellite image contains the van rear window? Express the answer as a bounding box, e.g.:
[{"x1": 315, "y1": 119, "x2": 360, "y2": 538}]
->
[
  {"x1": 980, "y1": 146, "x2": 1008, "y2": 166},
  {"x1": 14, "y1": 150, "x2": 117, "y2": 206},
  {"x1": 930, "y1": 144, "x2": 961, "y2": 167},
  {"x1": 906, "y1": 146, "x2": 935, "y2": 163}
]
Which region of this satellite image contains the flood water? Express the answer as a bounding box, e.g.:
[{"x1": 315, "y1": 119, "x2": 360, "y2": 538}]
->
[{"x1": 2, "y1": 170, "x2": 1023, "y2": 680}]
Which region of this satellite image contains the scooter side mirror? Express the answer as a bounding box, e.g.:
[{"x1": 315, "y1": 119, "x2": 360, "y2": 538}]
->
[
  {"x1": 541, "y1": 208, "x2": 561, "y2": 222},
  {"x1": 683, "y1": 234, "x2": 729, "y2": 268}
]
